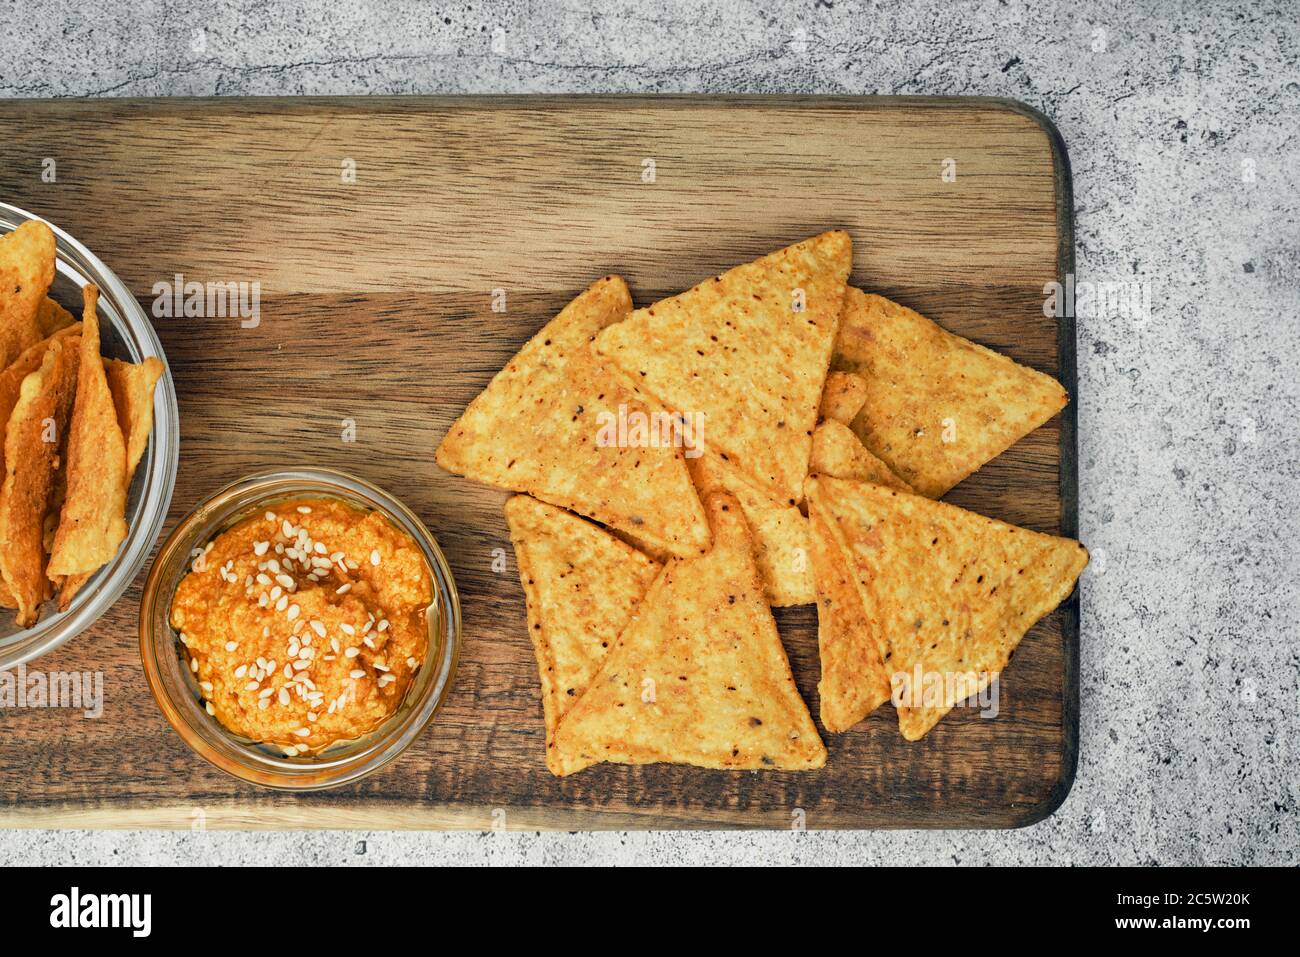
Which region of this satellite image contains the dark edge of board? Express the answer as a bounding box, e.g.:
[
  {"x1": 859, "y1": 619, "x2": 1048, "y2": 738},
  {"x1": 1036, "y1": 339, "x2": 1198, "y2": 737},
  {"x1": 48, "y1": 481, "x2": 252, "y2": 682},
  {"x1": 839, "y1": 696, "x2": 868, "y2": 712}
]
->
[{"x1": 993, "y1": 97, "x2": 1080, "y2": 830}]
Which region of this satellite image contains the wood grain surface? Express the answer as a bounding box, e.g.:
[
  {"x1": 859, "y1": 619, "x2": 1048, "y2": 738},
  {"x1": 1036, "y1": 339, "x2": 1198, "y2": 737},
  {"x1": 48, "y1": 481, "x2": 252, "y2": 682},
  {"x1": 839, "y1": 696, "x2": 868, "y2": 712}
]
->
[{"x1": 0, "y1": 96, "x2": 1077, "y2": 829}]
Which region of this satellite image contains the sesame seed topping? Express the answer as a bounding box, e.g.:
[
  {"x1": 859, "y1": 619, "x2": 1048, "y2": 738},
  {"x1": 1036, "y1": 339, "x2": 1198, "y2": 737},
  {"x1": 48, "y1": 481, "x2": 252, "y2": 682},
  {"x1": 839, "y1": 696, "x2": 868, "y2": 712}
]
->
[
  {"x1": 279, "y1": 688, "x2": 290, "y2": 706},
  {"x1": 293, "y1": 727, "x2": 310, "y2": 737},
  {"x1": 349, "y1": 669, "x2": 366, "y2": 679},
  {"x1": 336, "y1": 583, "x2": 351, "y2": 595},
  {"x1": 297, "y1": 505, "x2": 312, "y2": 514},
  {"x1": 345, "y1": 647, "x2": 360, "y2": 658},
  {"x1": 224, "y1": 641, "x2": 238, "y2": 652},
  {"x1": 369, "y1": 549, "x2": 381, "y2": 566},
  {"x1": 254, "y1": 541, "x2": 270, "y2": 556}
]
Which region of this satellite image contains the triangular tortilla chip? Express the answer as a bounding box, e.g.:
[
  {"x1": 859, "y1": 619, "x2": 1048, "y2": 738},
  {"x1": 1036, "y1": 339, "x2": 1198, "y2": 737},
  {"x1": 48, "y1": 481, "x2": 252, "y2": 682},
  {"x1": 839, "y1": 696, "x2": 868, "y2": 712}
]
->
[
  {"x1": 0, "y1": 221, "x2": 57, "y2": 368},
  {"x1": 687, "y1": 450, "x2": 813, "y2": 606},
  {"x1": 819, "y1": 370, "x2": 868, "y2": 425},
  {"x1": 505, "y1": 495, "x2": 661, "y2": 774},
  {"x1": 36, "y1": 297, "x2": 77, "y2": 338},
  {"x1": 104, "y1": 356, "x2": 164, "y2": 479},
  {"x1": 47, "y1": 287, "x2": 129, "y2": 604},
  {"x1": 594, "y1": 231, "x2": 851, "y2": 506},
  {"x1": 437, "y1": 277, "x2": 710, "y2": 560},
  {"x1": 550, "y1": 492, "x2": 826, "y2": 775},
  {"x1": 806, "y1": 475, "x2": 1088, "y2": 739},
  {"x1": 806, "y1": 494, "x2": 892, "y2": 731},
  {"x1": 0, "y1": 335, "x2": 80, "y2": 624},
  {"x1": 833, "y1": 288, "x2": 1068, "y2": 498},
  {"x1": 809, "y1": 420, "x2": 911, "y2": 492}
]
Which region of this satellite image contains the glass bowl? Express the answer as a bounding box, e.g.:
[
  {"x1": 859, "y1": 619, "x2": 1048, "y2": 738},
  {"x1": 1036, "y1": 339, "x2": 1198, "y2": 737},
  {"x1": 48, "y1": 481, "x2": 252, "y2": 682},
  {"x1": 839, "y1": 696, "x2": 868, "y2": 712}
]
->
[
  {"x1": 0, "y1": 202, "x2": 179, "y2": 670},
  {"x1": 139, "y1": 468, "x2": 461, "y2": 790}
]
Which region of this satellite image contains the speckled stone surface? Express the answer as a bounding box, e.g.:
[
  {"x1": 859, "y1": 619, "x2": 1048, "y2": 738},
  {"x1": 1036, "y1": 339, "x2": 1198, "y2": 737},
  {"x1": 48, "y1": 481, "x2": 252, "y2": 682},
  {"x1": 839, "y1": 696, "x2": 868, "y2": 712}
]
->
[{"x1": 2, "y1": 0, "x2": 1297, "y2": 866}]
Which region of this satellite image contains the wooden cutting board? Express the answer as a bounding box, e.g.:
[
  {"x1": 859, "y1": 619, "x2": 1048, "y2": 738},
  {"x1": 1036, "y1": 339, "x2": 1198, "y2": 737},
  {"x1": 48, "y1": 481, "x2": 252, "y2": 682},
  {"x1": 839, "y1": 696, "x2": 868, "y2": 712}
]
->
[{"x1": 0, "y1": 96, "x2": 1077, "y2": 829}]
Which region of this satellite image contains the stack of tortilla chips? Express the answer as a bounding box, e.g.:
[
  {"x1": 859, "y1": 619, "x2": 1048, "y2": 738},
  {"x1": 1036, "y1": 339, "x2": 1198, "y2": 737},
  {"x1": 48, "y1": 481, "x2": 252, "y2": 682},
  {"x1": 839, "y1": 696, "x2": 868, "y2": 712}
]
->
[
  {"x1": 438, "y1": 232, "x2": 1087, "y2": 774},
  {"x1": 0, "y1": 221, "x2": 164, "y2": 627}
]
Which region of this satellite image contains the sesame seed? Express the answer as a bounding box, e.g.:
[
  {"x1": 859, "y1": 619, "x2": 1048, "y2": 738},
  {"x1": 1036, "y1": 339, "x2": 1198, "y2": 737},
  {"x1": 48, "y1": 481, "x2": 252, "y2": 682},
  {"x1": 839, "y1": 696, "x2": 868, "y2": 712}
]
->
[
  {"x1": 310, "y1": 620, "x2": 326, "y2": 637},
  {"x1": 286, "y1": 604, "x2": 300, "y2": 621},
  {"x1": 369, "y1": 549, "x2": 381, "y2": 566},
  {"x1": 293, "y1": 727, "x2": 310, "y2": 738},
  {"x1": 234, "y1": 665, "x2": 248, "y2": 678},
  {"x1": 199, "y1": 681, "x2": 213, "y2": 693},
  {"x1": 190, "y1": 657, "x2": 199, "y2": 673},
  {"x1": 275, "y1": 595, "x2": 288, "y2": 612},
  {"x1": 265, "y1": 511, "x2": 276, "y2": 522},
  {"x1": 407, "y1": 656, "x2": 417, "y2": 668},
  {"x1": 373, "y1": 661, "x2": 389, "y2": 672},
  {"x1": 349, "y1": 669, "x2": 366, "y2": 679},
  {"x1": 339, "y1": 623, "x2": 355, "y2": 636},
  {"x1": 282, "y1": 520, "x2": 295, "y2": 537},
  {"x1": 275, "y1": 573, "x2": 294, "y2": 589},
  {"x1": 336, "y1": 583, "x2": 351, "y2": 595},
  {"x1": 205, "y1": 701, "x2": 216, "y2": 715},
  {"x1": 258, "y1": 686, "x2": 274, "y2": 698},
  {"x1": 279, "y1": 688, "x2": 290, "y2": 706},
  {"x1": 297, "y1": 505, "x2": 312, "y2": 514},
  {"x1": 330, "y1": 638, "x2": 340, "y2": 654},
  {"x1": 377, "y1": 619, "x2": 389, "y2": 632},
  {"x1": 254, "y1": 541, "x2": 270, "y2": 556},
  {"x1": 292, "y1": 660, "x2": 311, "y2": 671},
  {"x1": 245, "y1": 680, "x2": 260, "y2": 691},
  {"x1": 345, "y1": 647, "x2": 360, "y2": 658},
  {"x1": 224, "y1": 641, "x2": 238, "y2": 652},
  {"x1": 308, "y1": 712, "x2": 318, "y2": 722},
  {"x1": 259, "y1": 698, "x2": 270, "y2": 710}
]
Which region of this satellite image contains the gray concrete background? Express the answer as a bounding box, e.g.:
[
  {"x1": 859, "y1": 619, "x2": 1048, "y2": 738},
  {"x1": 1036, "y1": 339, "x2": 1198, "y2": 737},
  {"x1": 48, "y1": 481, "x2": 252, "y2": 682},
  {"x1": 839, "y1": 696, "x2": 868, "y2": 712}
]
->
[{"x1": 2, "y1": 0, "x2": 1297, "y2": 866}]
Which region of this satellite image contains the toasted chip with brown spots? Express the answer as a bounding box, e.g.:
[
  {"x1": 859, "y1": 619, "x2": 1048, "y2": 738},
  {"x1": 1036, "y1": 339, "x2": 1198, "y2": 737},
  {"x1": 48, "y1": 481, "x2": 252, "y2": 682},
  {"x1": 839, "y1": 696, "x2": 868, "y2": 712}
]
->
[
  {"x1": 833, "y1": 288, "x2": 1067, "y2": 498},
  {"x1": 594, "y1": 232, "x2": 851, "y2": 506},
  {"x1": 809, "y1": 420, "x2": 911, "y2": 492},
  {"x1": 47, "y1": 287, "x2": 130, "y2": 608},
  {"x1": 806, "y1": 491, "x2": 892, "y2": 732},
  {"x1": 0, "y1": 335, "x2": 80, "y2": 624},
  {"x1": 688, "y1": 450, "x2": 813, "y2": 606},
  {"x1": 819, "y1": 370, "x2": 868, "y2": 425},
  {"x1": 0, "y1": 221, "x2": 57, "y2": 368},
  {"x1": 806, "y1": 475, "x2": 1087, "y2": 739},
  {"x1": 505, "y1": 495, "x2": 661, "y2": 775},
  {"x1": 436, "y1": 277, "x2": 710, "y2": 560},
  {"x1": 550, "y1": 492, "x2": 826, "y2": 775}
]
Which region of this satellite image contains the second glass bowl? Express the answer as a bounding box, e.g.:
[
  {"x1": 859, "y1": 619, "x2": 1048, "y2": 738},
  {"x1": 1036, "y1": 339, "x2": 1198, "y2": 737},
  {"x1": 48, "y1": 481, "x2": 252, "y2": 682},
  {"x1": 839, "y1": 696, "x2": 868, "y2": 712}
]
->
[{"x1": 140, "y1": 468, "x2": 460, "y2": 790}]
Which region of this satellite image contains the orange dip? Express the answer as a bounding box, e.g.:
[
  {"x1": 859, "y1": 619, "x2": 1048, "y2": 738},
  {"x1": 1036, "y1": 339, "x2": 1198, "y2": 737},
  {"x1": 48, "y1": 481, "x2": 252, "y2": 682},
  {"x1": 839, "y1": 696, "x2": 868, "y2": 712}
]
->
[{"x1": 170, "y1": 498, "x2": 431, "y2": 754}]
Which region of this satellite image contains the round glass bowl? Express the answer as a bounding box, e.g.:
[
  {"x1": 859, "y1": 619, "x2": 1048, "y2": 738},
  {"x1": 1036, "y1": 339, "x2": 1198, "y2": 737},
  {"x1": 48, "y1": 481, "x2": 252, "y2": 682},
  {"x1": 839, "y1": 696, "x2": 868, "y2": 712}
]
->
[
  {"x1": 140, "y1": 468, "x2": 460, "y2": 790},
  {"x1": 0, "y1": 202, "x2": 179, "y2": 670}
]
